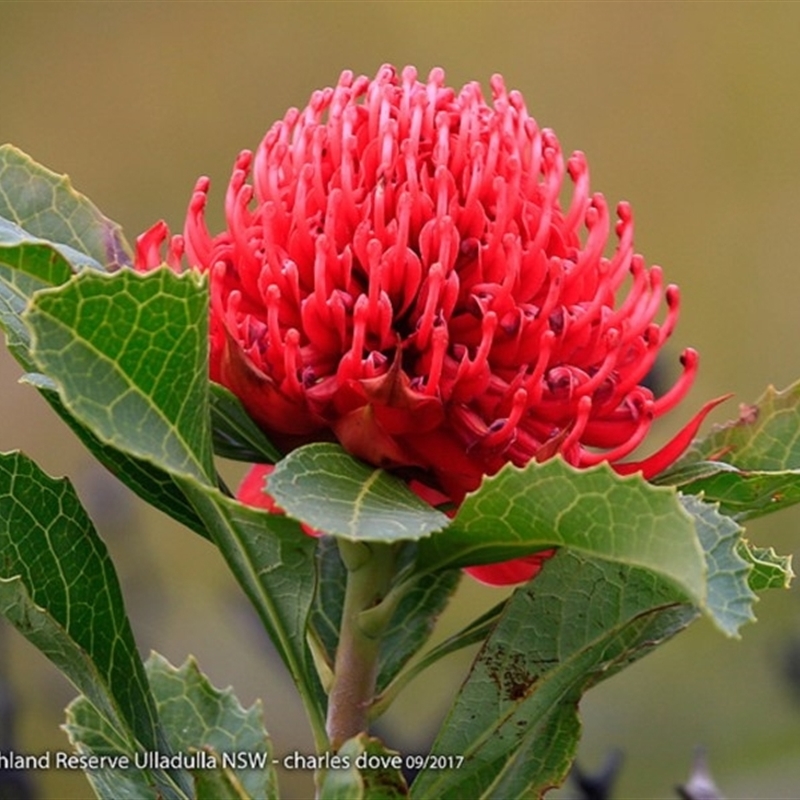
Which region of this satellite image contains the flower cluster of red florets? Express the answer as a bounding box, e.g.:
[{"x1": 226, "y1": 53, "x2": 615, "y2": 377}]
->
[{"x1": 136, "y1": 65, "x2": 723, "y2": 584}]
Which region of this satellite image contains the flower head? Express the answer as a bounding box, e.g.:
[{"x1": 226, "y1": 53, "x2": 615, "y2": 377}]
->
[{"x1": 137, "y1": 65, "x2": 723, "y2": 584}]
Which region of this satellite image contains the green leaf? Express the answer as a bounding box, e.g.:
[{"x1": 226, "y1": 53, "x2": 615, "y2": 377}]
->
[
  {"x1": 679, "y1": 495, "x2": 755, "y2": 636},
  {"x1": 684, "y1": 381, "x2": 800, "y2": 469},
  {"x1": 0, "y1": 219, "x2": 75, "y2": 368},
  {"x1": 0, "y1": 451, "x2": 188, "y2": 799},
  {"x1": 192, "y1": 763, "x2": 252, "y2": 800},
  {"x1": 25, "y1": 268, "x2": 216, "y2": 486},
  {"x1": 375, "y1": 563, "x2": 461, "y2": 694},
  {"x1": 0, "y1": 145, "x2": 132, "y2": 270},
  {"x1": 411, "y1": 489, "x2": 762, "y2": 798},
  {"x1": 658, "y1": 381, "x2": 800, "y2": 520},
  {"x1": 310, "y1": 536, "x2": 348, "y2": 673},
  {"x1": 738, "y1": 541, "x2": 794, "y2": 591},
  {"x1": 177, "y1": 480, "x2": 328, "y2": 749},
  {"x1": 317, "y1": 735, "x2": 365, "y2": 800},
  {"x1": 354, "y1": 737, "x2": 408, "y2": 800},
  {"x1": 417, "y1": 458, "x2": 707, "y2": 612},
  {"x1": 267, "y1": 443, "x2": 449, "y2": 542},
  {"x1": 656, "y1": 460, "x2": 800, "y2": 521},
  {"x1": 37, "y1": 383, "x2": 210, "y2": 538},
  {"x1": 0, "y1": 451, "x2": 159, "y2": 747},
  {"x1": 64, "y1": 697, "x2": 162, "y2": 800},
  {"x1": 210, "y1": 381, "x2": 283, "y2": 463},
  {"x1": 0, "y1": 241, "x2": 206, "y2": 537},
  {"x1": 146, "y1": 653, "x2": 277, "y2": 800},
  {"x1": 0, "y1": 214, "x2": 101, "y2": 270},
  {"x1": 318, "y1": 735, "x2": 408, "y2": 800},
  {"x1": 409, "y1": 550, "x2": 698, "y2": 800},
  {"x1": 309, "y1": 538, "x2": 461, "y2": 695},
  {"x1": 65, "y1": 653, "x2": 276, "y2": 800}
]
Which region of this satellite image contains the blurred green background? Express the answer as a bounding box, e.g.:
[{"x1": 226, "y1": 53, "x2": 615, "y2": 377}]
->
[{"x1": 2, "y1": 2, "x2": 800, "y2": 798}]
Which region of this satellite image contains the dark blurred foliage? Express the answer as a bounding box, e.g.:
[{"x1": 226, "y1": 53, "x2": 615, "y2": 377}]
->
[{"x1": 571, "y1": 750, "x2": 623, "y2": 800}]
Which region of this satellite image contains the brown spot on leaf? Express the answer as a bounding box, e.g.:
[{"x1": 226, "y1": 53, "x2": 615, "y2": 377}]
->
[{"x1": 485, "y1": 646, "x2": 539, "y2": 703}]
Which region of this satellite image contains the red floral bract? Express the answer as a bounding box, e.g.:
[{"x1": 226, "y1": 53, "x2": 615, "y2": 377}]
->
[{"x1": 136, "y1": 65, "x2": 724, "y2": 585}]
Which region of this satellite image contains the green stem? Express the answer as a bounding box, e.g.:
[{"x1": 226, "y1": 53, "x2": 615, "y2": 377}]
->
[{"x1": 326, "y1": 539, "x2": 397, "y2": 748}]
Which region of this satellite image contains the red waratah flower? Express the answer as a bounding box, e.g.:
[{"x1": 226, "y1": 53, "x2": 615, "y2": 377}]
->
[{"x1": 135, "y1": 64, "x2": 725, "y2": 585}]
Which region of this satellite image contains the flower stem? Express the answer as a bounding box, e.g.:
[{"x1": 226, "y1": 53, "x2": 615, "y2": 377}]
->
[{"x1": 326, "y1": 539, "x2": 397, "y2": 748}]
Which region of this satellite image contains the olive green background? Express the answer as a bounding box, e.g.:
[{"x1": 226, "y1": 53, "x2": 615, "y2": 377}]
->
[{"x1": 2, "y1": 2, "x2": 800, "y2": 798}]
